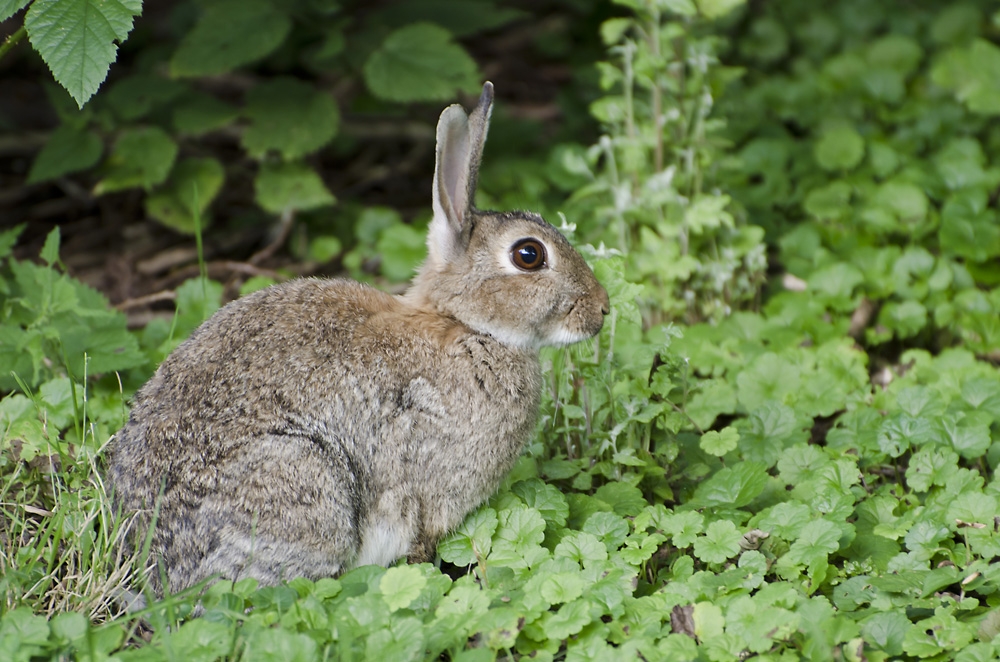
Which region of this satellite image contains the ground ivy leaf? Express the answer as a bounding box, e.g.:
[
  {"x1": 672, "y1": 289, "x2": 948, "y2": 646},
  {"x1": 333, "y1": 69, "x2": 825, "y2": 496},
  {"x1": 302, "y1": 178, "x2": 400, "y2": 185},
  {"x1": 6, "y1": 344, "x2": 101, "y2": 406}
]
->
[
  {"x1": 593, "y1": 482, "x2": 647, "y2": 516},
  {"x1": 751, "y1": 501, "x2": 812, "y2": 540},
  {"x1": 170, "y1": 0, "x2": 291, "y2": 77},
  {"x1": 25, "y1": 0, "x2": 142, "y2": 107},
  {"x1": 363, "y1": 23, "x2": 480, "y2": 102},
  {"x1": 512, "y1": 478, "x2": 569, "y2": 528},
  {"x1": 906, "y1": 448, "x2": 959, "y2": 492},
  {"x1": 781, "y1": 519, "x2": 841, "y2": 570},
  {"x1": 438, "y1": 506, "x2": 497, "y2": 566},
  {"x1": 254, "y1": 162, "x2": 335, "y2": 215},
  {"x1": 693, "y1": 520, "x2": 742, "y2": 564},
  {"x1": 581, "y1": 511, "x2": 629, "y2": 552},
  {"x1": 242, "y1": 78, "x2": 339, "y2": 160},
  {"x1": 379, "y1": 566, "x2": 427, "y2": 612},
  {"x1": 554, "y1": 531, "x2": 608, "y2": 567},
  {"x1": 736, "y1": 354, "x2": 801, "y2": 411},
  {"x1": 539, "y1": 572, "x2": 586, "y2": 605},
  {"x1": 693, "y1": 601, "x2": 725, "y2": 640},
  {"x1": 619, "y1": 532, "x2": 666, "y2": 565},
  {"x1": 700, "y1": 426, "x2": 739, "y2": 456},
  {"x1": 940, "y1": 418, "x2": 991, "y2": 458},
  {"x1": 691, "y1": 461, "x2": 767, "y2": 508},
  {"x1": 167, "y1": 619, "x2": 233, "y2": 659},
  {"x1": 726, "y1": 595, "x2": 798, "y2": 653},
  {"x1": 543, "y1": 599, "x2": 592, "y2": 641},
  {"x1": 654, "y1": 509, "x2": 704, "y2": 548},
  {"x1": 737, "y1": 402, "x2": 809, "y2": 467}
]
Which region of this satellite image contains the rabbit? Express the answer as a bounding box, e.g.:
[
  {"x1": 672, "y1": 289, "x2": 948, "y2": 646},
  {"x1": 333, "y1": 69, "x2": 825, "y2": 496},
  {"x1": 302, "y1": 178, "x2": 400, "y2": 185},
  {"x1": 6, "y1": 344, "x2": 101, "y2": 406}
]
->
[{"x1": 106, "y1": 82, "x2": 609, "y2": 596}]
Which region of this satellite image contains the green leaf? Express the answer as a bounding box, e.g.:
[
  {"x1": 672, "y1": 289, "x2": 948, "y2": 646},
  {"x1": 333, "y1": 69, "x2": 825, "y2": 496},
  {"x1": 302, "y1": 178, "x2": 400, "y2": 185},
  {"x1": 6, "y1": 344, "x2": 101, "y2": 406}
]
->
[
  {"x1": 40, "y1": 227, "x2": 60, "y2": 266},
  {"x1": 380, "y1": 566, "x2": 427, "y2": 612},
  {"x1": 693, "y1": 520, "x2": 743, "y2": 564},
  {"x1": 242, "y1": 627, "x2": 317, "y2": 662},
  {"x1": 27, "y1": 124, "x2": 103, "y2": 183},
  {"x1": 170, "y1": 0, "x2": 291, "y2": 77},
  {"x1": 24, "y1": 0, "x2": 142, "y2": 107},
  {"x1": 95, "y1": 127, "x2": 178, "y2": 194},
  {"x1": 543, "y1": 599, "x2": 592, "y2": 641},
  {"x1": 814, "y1": 124, "x2": 865, "y2": 171},
  {"x1": 593, "y1": 482, "x2": 647, "y2": 516},
  {"x1": 145, "y1": 158, "x2": 225, "y2": 234},
  {"x1": 736, "y1": 353, "x2": 800, "y2": 411},
  {"x1": 696, "y1": 0, "x2": 745, "y2": 20},
  {"x1": 363, "y1": 23, "x2": 480, "y2": 102},
  {"x1": 931, "y1": 40, "x2": 1000, "y2": 115},
  {"x1": 173, "y1": 93, "x2": 238, "y2": 136},
  {"x1": 512, "y1": 479, "x2": 569, "y2": 528},
  {"x1": 375, "y1": 223, "x2": 427, "y2": 282},
  {"x1": 0, "y1": 0, "x2": 30, "y2": 22},
  {"x1": 167, "y1": 619, "x2": 234, "y2": 659},
  {"x1": 539, "y1": 572, "x2": 586, "y2": 605},
  {"x1": 700, "y1": 426, "x2": 739, "y2": 456},
  {"x1": 781, "y1": 519, "x2": 841, "y2": 567},
  {"x1": 553, "y1": 531, "x2": 608, "y2": 568},
  {"x1": 254, "y1": 162, "x2": 335, "y2": 215},
  {"x1": 0, "y1": 223, "x2": 25, "y2": 260},
  {"x1": 581, "y1": 512, "x2": 629, "y2": 552},
  {"x1": 655, "y1": 510, "x2": 704, "y2": 548},
  {"x1": 242, "y1": 78, "x2": 339, "y2": 160},
  {"x1": 105, "y1": 73, "x2": 186, "y2": 122},
  {"x1": 438, "y1": 507, "x2": 497, "y2": 566},
  {"x1": 691, "y1": 462, "x2": 768, "y2": 508}
]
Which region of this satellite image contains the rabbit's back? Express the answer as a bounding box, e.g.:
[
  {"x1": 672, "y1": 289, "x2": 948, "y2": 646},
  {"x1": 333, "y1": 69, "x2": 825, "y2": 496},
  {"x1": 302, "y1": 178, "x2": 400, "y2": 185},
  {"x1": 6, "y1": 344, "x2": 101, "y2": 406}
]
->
[{"x1": 108, "y1": 278, "x2": 541, "y2": 591}]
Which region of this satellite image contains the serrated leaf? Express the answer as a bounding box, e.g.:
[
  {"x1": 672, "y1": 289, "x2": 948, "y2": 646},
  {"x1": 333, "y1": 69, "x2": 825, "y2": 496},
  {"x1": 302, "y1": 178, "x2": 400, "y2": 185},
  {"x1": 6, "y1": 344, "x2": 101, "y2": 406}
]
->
[
  {"x1": 27, "y1": 125, "x2": 103, "y2": 183},
  {"x1": 438, "y1": 507, "x2": 497, "y2": 566},
  {"x1": 170, "y1": 0, "x2": 290, "y2": 77},
  {"x1": 553, "y1": 531, "x2": 608, "y2": 567},
  {"x1": 242, "y1": 78, "x2": 339, "y2": 160},
  {"x1": 363, "y1": 23, "x2": 479, "y2": 102},
  {"x1": 24, "y1": 0, "x2": 142, "y2": 107},
  {"x1": 691, "y1": 462, "x2": 768, "y2": 508},
  {"x1": 581, "y1": 512, "x2": 629, "y2": 552},
  {"x1": 254, "y1": 162, "x2": 335, "y2": 215},
  {"x1": 700, "y1": 426, "x2": 739, "y2": 456},
  {"x1": 380, "y1": 566, "x2": 427, "y2": 612},
  {"x1": 145, "y1": 158, "x2": 225, "y2": 234},
  {"x1": 781, "y1": 518, "x2": 841, "y2": 567},
  {"x1": 0, "y1": 0, "x2": 30, "y2": 22},
  {"x1": 693, "y1": 520, "x2": 743, "y2": 564},
  {"x1": 543, "y1": 599, "x2": 592, "y2": 641},
  {"x1": 593, "y1": 482, "x2": 647, "y2": 516},
  {"x1": 40, "y1": 227, "x2": 60, "y2": 266},
  {"x1": 95, "y1": 127, "x2": 178, "y2": 194},
  {"x1": 512, "y1": 478, "x2": 569, "y2": 528}
]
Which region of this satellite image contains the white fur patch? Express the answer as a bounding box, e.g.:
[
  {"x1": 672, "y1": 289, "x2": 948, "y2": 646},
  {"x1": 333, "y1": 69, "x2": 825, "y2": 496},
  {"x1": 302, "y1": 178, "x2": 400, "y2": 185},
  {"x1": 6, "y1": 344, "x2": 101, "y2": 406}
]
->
[{"x1": 354, "y1": 521, "x2": 412, "y2": 568}]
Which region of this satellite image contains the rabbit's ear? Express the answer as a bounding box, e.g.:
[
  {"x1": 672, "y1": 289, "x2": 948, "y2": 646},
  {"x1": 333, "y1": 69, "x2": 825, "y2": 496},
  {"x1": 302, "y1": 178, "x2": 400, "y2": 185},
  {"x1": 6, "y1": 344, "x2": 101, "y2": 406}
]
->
[{"x1": 429, "y1": 82, "x2": 494, "y2": 265}]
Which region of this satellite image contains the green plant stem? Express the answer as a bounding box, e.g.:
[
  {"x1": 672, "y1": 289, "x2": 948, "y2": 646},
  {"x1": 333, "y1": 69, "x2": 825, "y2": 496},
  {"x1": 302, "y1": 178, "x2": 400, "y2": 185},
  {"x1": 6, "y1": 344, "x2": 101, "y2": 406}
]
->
[{"x1": 0, "y1": 26, "x2": 27, "y2": 62}]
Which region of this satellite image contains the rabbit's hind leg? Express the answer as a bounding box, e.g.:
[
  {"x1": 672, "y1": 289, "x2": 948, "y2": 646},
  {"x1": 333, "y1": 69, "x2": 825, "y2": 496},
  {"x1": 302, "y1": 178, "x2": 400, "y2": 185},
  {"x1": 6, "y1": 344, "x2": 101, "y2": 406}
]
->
[{"x1": 170, "y1": 432, "x2": 364, "y2": 590}]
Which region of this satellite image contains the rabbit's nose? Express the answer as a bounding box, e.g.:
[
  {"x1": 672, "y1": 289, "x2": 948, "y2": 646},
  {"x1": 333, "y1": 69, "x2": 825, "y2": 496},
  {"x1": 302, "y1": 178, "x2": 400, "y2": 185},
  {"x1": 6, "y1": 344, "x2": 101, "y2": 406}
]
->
[{"x1": 599, "y1": 287, "x2": 610, "y2": 316}]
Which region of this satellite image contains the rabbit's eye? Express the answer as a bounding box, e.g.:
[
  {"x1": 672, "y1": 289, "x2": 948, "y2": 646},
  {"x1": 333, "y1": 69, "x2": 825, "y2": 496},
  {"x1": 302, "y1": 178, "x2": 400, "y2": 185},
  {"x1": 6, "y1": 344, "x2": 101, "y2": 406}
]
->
[{"x1": 510, "y1": 239, "x2": 546, "y2": 271}]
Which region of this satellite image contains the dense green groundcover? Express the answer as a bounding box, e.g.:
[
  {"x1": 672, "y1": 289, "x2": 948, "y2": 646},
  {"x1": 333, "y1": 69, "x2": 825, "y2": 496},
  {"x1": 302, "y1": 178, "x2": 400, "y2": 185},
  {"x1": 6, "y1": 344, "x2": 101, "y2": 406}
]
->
[{"x1": 3, "y1": 0, "x2": 1000, "y2": 660}]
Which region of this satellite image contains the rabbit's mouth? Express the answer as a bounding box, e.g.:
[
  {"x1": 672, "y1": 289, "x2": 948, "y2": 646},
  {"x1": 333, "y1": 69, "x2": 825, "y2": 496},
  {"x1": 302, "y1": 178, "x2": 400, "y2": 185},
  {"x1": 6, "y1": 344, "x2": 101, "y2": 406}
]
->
[{"x1": 543, "y1": 299, "x2": 606, "y2": 347}]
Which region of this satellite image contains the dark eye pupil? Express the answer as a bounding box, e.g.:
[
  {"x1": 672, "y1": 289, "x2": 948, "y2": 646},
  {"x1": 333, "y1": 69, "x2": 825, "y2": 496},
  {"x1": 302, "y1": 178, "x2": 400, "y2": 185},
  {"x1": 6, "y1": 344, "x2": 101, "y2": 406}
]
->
[{"x1": 511, "y1": 239, "x2": 545, "y2": 270}]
